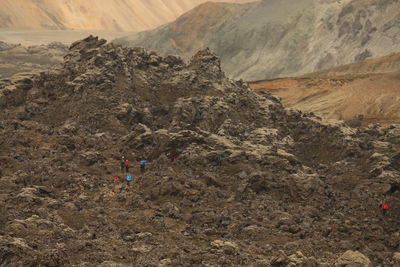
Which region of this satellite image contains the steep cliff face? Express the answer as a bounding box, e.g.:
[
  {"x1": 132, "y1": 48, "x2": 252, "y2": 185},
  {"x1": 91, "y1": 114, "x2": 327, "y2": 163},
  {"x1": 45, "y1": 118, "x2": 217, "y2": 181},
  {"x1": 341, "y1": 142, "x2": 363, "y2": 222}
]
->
[
  {"x1": 0, "y1": 0, "x2": 254, "y2": 32},
  {"x1": 115, "y1": 0, "x2": 400, "y2": 80}
]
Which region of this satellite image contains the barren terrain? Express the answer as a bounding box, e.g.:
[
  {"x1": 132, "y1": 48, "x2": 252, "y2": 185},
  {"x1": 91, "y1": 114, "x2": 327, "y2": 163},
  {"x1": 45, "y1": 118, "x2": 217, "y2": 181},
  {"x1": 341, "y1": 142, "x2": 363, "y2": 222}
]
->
[
  {"x1": 250, "y1": 53, "x2": 400, "y2": 126},
  {"x1": 1, "y1": 36, "x2": 400, "y2": 266},
  {"x1": 116, "y1": 0, "x2": 400, "y2": 80}
]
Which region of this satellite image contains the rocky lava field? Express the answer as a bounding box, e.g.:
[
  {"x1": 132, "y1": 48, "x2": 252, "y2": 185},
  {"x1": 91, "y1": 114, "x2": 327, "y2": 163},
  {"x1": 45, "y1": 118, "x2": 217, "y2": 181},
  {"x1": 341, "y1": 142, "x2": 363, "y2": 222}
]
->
[{"x1": 1, "y1": 36, "x2": 400, "y2": 266}]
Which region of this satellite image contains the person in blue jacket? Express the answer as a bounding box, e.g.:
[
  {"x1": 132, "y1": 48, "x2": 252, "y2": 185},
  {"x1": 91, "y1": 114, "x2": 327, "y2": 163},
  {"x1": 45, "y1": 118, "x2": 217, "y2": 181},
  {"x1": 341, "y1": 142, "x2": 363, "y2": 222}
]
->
[
  {"x1": 215, "y1": 155, "x2": 222, "y2": 166},
  {"x1": 126, "y1": 174, "x2": 132, "y2": 186},
  {"x1": 140, "y1": 160, "x2": 148, "y2": 173}
]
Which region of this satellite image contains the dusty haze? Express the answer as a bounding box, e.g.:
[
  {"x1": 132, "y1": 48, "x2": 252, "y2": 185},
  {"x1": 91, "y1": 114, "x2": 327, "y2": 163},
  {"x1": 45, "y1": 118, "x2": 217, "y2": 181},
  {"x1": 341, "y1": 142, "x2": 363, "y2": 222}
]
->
[{"x1": 0, "y1": 0, "x2": 255, "y2": 32}]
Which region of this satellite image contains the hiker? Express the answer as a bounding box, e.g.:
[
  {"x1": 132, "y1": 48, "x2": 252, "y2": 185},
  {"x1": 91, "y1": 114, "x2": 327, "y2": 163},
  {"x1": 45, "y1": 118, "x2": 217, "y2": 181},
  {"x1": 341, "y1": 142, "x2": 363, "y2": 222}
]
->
[
  {"x1": 124, "y1": 159, "x2": 131, "y2": 173},
  {"x1": 113, "y1": 176, "x2": 121, "y2": 193},
  {"x1": 120, "y1": 156, "x2": 125, "y2": 172},
  {"x1": 126, "y1": 174, "x2": 132, "y2": 186},
  {"x1": 380, "y1": 202, "x2": 389, "y2": 215},
  {"x1": 215, "y1": 155, "x2": 222, "y2": 166},
  {"x1": 140, "y1": 160, "x2": 148, "y2": 173}
]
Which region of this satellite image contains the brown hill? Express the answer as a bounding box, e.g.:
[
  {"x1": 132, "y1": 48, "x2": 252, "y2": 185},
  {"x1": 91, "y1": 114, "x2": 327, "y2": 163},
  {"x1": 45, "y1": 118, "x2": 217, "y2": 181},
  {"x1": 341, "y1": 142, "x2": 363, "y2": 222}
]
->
[
  {"x1": 2, "y1": 36, "x2": 400, "y2": 266},
  {"x1": 167, "y1": 2, "x2": 249, "y2": 57},
  {"x1": 250, "y1": 53, "x2": 400, "y2": 125},
  {"x1": 305, "y1": 53, "x2": 400, "y2": 78},
  {"x1": 0, "y1": 0, "x2": 254, "y2": 32}
]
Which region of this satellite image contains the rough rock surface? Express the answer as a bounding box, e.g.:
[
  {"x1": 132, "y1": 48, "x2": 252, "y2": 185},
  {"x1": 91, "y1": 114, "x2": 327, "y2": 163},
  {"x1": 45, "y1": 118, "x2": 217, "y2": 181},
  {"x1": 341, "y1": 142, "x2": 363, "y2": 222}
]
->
[
  {"x1": 1, "y1": 35, "x2": 400, "y2": 266},
  {"x1": 335, "y1": 250, "x2": 371, "y2": 266}
]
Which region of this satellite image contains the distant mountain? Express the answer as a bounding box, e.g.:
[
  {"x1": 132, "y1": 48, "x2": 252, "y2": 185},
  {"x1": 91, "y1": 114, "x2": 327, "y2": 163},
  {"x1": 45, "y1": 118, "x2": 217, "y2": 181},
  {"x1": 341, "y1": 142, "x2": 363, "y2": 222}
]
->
[
  {"x1": 115, "y1": 0, "x2": 400, "y2": 80},
  {"x1": 250, "y1": 53, "x2": 400, "y2": 125},
  {"x1": 0, "y1": 0, "x2": 254, "y2": 32}
]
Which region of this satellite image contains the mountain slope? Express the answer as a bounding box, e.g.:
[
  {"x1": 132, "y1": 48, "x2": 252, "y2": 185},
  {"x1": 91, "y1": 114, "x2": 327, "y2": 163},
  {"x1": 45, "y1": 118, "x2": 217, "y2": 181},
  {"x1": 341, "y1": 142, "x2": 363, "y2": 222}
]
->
[
  {"x1": 2, "y1": 36, "x2": 400, "y2": 266},
  {"x1": 250, "y1": 53, "x2": 400, "y2": 125},
  {"x1": 115, "y1": 2, "x2": 253, "y2": 58},
  {"x1": 303, "y1": 52, "x2": 400, "y2": 78},
  {"x1": 115, "y1": 0, "x2": 400, "y2": 80},
  {"x1": 0, "y1": 0, "x2": 254, "y2": 32}
]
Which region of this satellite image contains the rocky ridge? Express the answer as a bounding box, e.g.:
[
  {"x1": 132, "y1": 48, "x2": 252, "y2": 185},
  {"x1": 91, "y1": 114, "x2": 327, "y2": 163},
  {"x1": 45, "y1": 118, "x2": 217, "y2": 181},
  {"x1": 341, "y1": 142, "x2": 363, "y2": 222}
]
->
[{"x1": 1, "y1": 36, "x2": 400, "y2": 266}]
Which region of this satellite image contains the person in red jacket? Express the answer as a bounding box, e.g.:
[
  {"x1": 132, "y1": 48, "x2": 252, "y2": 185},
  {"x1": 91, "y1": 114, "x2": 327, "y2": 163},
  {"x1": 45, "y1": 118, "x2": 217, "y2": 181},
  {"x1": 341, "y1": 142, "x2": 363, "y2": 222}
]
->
[
  {"x1": 380, "y1": 202, "x2": 389, "y2": 215},
  {"x1": 124, "y1": 159, "x2": 130, "y2": 173}
]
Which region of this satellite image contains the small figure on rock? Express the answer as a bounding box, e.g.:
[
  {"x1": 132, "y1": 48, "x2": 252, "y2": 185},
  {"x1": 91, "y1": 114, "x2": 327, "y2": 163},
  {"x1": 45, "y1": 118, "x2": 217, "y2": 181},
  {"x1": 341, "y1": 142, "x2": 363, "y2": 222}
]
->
[
  {"x1": 124, "y1": 159, "x2": 131, "y2": 173},
  {"x1": 140, "y1": 160, "x2": 148, "y2": 173},
  {"x1": 215, "y1": 155, "x2": 222, "y2": 166},
  {"x1": 380, "y1": 202, "x2": 389, "y2": 215},
  {"x1": 126, "y1": 174, "x2": 132, "y2": 186},
  {"x1": 113, "y1": 176, "x2": 121, "y2": 193},
  {"x1": 166, "y1": 152, "x2": 174, "y2": 161},
  {"x1": 120, "y1": 156, "x2": 126, "y2": 172}
]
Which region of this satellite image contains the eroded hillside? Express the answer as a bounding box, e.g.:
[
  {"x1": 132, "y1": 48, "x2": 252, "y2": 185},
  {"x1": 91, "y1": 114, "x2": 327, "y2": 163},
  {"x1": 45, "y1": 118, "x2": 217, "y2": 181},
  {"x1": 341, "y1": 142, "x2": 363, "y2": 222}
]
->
[
  {"x1": 250, "y1": 53, "x2": 400, "y2": 126},
  {"x1": 1, "y1": 36, "x2": 400, "y2": 266},
  {"x1": 115, "y1": 0, "x2": 400, "y2": 80}
]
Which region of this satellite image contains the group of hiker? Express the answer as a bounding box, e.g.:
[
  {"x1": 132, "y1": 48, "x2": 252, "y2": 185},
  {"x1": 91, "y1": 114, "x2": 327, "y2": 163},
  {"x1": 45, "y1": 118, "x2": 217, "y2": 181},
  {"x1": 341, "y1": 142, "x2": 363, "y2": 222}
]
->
[
  {"x1": 111, "y1": 154, "x2": 223, "y2": 186},
  {"x1": 112, "y1": 156, "x2": 148, "y2": 186},
  {"x1": 119, "y1": 156, "x2": 148, "y2": 174},
  {"x1": 111, "y1": 154, "x2": 391, "y2": 215}
]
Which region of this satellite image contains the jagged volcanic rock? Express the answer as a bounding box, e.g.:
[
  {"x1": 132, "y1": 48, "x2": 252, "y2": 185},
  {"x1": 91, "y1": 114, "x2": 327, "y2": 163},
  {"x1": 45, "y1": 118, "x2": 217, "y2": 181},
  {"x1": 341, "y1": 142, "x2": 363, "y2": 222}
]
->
[{"x1": 1, "y1": 36, "x2": 400, "y2": 266}]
